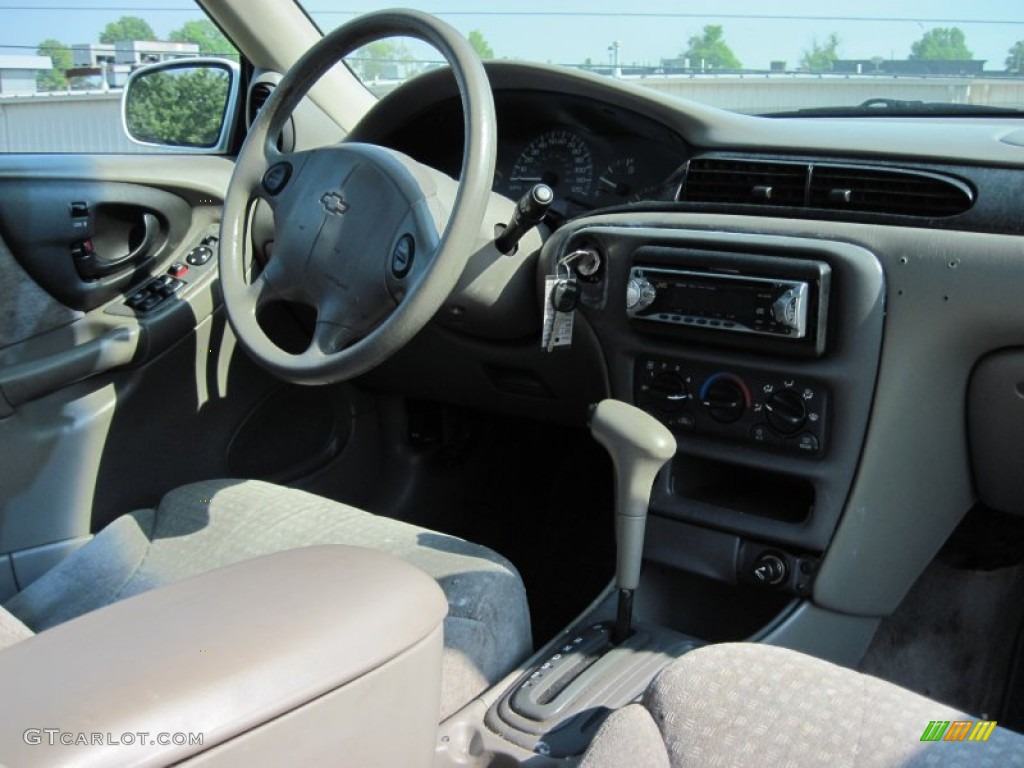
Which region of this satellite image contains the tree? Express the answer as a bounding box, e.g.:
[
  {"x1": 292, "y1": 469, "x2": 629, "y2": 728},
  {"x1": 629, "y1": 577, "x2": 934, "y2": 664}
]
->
[
  {"x1": 99, "y1": 15, "x2": 155, "y2": 44},
  {"x1": 910, "y1": 27, "x2": 972, "y2": 60},
  {"x1": 683, "y1": 25, "x2": 741, "y2": 70},
  {"x1": 801, "y1": 33, "x2": 840, "y2": 72},
  {"x1": 37, "y1": 38, "x2": 71, "y2": 91},
  {"x1": 347, "y1": 40, "x2": 414, "y2": 81},
  {"x1": 1007, "y1": 41, "x2": 1024, "y2": 73},
  {"x1": 467, "y1": 30, "x2": 494, "y2": 60},
  {"x1": 169, "y1": 19, "x2": 237, "y2": 57}
]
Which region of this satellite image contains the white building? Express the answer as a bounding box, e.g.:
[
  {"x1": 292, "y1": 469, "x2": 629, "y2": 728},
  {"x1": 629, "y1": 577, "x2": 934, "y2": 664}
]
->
[
  {"x1": 71, "y1": 43, "x2": 116, "y2": 69},
  {"x1": 113, "y1": 40, "x2": 199, "y2": 65},
  {"x1": 0, "y1": 55, "x2": 51, "y2": 95},
  {"x1": 72, "y1": 40, "x2": 198, "y2": 68},
  {"x1": 68, "y1": 40, "x2": 200, "y2": 90}
]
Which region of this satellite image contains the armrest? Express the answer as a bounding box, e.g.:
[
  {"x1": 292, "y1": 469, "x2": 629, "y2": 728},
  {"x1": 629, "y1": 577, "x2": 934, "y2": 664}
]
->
[{"x1": 0, "y1": 545, "x2": 448, "y2": 767}]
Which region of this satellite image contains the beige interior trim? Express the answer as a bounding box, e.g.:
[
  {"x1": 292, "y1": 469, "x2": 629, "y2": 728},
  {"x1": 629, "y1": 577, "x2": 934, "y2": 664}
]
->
[{"x1": 0, "y1": 545, "x2": 447, "y2": 766}]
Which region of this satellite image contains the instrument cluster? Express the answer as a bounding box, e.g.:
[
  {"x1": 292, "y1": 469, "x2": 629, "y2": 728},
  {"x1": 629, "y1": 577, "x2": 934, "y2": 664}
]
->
[
  {"x1": 494, "y1": 112, "x2": 686, "y2": 219},
  {"x1": 372, "y1": 88, "x2": 688, "y2": 222}
]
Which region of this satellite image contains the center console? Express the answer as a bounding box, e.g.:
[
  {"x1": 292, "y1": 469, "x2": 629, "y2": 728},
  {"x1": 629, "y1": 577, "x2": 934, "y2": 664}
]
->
[{"x1": 474, "y1": 216, "x2": 885, "y2": 761}]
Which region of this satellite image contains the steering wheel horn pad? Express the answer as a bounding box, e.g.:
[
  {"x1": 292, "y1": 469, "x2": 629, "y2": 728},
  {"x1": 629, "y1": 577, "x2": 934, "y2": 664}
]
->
[{"x1": 261, "y1": 144, "x2": 442, "y2": 354}]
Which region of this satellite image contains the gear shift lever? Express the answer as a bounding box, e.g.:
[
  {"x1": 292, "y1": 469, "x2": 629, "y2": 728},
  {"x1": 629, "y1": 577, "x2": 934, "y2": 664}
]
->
[{"x1": 590, "y1": 400, "x2": 676, "y2": 644}]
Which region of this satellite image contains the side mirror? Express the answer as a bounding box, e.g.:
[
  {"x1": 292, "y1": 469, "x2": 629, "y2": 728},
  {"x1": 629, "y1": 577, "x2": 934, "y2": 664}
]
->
[{"x1": 122, "y1": 58, "x2": 240, "y2": 153}]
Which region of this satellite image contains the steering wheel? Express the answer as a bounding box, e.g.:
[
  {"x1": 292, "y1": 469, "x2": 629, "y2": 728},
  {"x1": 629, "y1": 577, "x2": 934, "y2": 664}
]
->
[{"x1": 220, "y1": 10, "x2": 496, "y2": 384}]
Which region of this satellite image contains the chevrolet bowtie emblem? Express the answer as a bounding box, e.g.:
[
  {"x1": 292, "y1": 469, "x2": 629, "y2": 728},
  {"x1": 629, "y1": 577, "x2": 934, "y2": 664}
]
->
[{"x1": 320, "y1": 191, "x2": 350, "y2": 215}]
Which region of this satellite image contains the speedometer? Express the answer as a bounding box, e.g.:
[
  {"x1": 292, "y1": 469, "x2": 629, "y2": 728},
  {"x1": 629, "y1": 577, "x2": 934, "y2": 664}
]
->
[{"x1": 508, "y1": 129, "x2": 593, "y2": 200}]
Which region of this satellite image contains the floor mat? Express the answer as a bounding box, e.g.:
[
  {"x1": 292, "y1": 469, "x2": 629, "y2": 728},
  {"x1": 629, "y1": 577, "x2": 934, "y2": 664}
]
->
[{"x1": 858, "y1": 557, "x2": 1024, "y2": 719}]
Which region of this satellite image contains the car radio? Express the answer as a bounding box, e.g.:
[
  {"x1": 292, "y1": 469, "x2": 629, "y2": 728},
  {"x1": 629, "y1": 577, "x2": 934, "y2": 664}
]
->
[
  {"x1": 625, "y1": 247, "x2": 831, "y2": 357},
  {"x1": 626, "y1": 267, "x2": 810, "y2": 339}
]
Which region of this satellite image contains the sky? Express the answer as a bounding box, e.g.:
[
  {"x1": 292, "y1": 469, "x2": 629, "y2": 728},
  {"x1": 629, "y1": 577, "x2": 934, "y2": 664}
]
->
[{"x1": 3, "y1": 0, "x2": 1024, "y2": 70}]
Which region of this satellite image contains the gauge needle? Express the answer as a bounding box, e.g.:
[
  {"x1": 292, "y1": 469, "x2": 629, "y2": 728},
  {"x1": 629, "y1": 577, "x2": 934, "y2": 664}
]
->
[
  {"x1": 598, "y1": 176, "x2": 617, "y2": 189},
  {"x1": 510, "y1": 176, "x2": 544, "y2": 182}
]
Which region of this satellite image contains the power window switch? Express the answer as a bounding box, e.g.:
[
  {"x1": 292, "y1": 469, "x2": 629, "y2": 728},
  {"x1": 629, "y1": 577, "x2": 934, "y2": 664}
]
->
[
  {"x1": 156, "y1": 279, "x2": 184, "y2": 298},
  {"x1": 125, "y1": 290, "x2": 149, "y2": 309},
  {"x1": 138, "y1": 295, "x2": 163, "y2": 312}
]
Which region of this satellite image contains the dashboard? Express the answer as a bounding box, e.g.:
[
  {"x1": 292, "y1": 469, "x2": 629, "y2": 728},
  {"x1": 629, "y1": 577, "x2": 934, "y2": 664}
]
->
[{"x1": 354, "y1": 60, "x2": 1024, "y2": 634}]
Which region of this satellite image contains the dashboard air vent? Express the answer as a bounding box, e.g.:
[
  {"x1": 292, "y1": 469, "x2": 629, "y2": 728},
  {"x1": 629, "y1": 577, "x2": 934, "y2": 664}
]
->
[
  {"x1": 808, "y1": 165, "x2": 973, "y2": 217},
  {"x1": 248, "y1": 82, "x2": 274, "y2": 126},
  {"x1": 676, "y1": 155, "x2": 975, "y2": 219},
  {"x1": 680, "y1": 158, "x2": 807, "y2": 207}
]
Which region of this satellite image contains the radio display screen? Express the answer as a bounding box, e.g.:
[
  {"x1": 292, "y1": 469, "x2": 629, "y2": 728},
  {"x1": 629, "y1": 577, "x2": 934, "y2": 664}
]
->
[{"x1": 659, "y1": 276, "x2": 773, "y2": 323}]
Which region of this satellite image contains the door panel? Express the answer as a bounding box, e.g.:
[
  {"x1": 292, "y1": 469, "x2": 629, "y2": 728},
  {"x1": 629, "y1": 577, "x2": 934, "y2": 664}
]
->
[{"x1": 0, "y1": 155, "x2": 358, "y2": 595}]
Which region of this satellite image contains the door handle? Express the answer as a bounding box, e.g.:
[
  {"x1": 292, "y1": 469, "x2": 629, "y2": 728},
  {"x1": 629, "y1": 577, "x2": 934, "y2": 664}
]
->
[{"x1": 74, "y1": 213, "x2": 160, "y2": 280}]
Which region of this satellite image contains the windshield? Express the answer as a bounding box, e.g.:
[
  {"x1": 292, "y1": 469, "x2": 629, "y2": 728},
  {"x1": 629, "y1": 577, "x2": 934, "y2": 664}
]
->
[{"x1": 301, "y1": 0, "x2": 1024, "y2": 116}]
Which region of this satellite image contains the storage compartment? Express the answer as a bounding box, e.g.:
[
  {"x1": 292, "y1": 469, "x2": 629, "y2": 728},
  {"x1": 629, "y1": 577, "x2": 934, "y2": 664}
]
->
[
  {"x1": 669, "y1": 453, "x2": 814, "y2": 524},
  {"x1": 635, "y1": 560, "x2": 795, "y2": 641}
]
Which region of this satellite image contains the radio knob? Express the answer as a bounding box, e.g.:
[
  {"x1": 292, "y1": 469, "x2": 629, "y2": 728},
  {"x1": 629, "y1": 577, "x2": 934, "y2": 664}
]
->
[
  {"x1": 772, "y1": 286, "x2": 805, "y2": 331},
  {"x1": 626, "y1": 277, "x2": 656, "y2": 312},
  {"x1": 764, "y1": 389, "x2": 807, "y2": 435},
  {"x1": 703, "y1": 378, "x2": 746, "y2": 423}
]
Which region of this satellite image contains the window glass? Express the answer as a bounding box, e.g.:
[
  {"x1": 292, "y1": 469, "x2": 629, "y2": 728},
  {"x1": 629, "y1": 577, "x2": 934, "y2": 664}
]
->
[
  {"x1": 1, "y1": 0, "x2": 238, "y2": 153},
  {"x1": 301, "y1": 0, "x2": 1024, "y2": 116}
]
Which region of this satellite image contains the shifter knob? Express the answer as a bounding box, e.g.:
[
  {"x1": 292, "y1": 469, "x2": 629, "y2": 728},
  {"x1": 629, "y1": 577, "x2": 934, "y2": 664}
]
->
[{"x1": 590, "y1": 400, "x2": 676, "y2": 646}]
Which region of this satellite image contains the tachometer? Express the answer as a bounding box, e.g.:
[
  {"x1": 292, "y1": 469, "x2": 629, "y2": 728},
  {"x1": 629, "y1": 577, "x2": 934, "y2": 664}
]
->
[{"x1": 508, "y1": 129, "x2": 593, "y2": 200}]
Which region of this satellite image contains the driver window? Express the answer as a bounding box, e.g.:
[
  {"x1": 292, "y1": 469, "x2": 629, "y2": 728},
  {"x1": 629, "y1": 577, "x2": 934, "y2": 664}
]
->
[{"x1": 1, "y1": 3, "x2": 237, "y2": 154}]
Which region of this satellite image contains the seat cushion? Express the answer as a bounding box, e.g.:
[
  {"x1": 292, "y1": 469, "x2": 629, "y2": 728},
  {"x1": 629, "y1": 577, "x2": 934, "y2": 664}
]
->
[
  {"x1": 4, "y1": 479, "x2": 531, "y2": 719},
  {"x1": 581, "y1": 642, "x2": 1024, "y2": 767}
]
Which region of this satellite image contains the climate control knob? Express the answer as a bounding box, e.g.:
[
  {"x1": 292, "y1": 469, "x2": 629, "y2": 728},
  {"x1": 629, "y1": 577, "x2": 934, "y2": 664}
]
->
[
  {"x1": 702, "y1": 377, "x2": 746, "y2": 423},
  {"x1": 647, "y1": 373, "x2": 688, "y2": 414},
  {"x1": 764, "y1": 389, "x2": 807, "y2": 435}
]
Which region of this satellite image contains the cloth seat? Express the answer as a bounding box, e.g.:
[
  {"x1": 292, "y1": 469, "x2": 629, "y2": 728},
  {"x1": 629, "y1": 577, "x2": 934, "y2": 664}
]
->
[
  {"x1": 580, "y1": 642, "x2": 1024, "y2": 767},
  {"x1": 2, "y1": 478, "x2": 531, "y2": 719}
]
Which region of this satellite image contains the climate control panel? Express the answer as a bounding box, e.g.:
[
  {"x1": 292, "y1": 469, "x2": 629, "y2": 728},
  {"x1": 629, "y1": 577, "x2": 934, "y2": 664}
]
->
[{"x1": 635, "y1": 357, "x2": 828, "y2": 457}]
